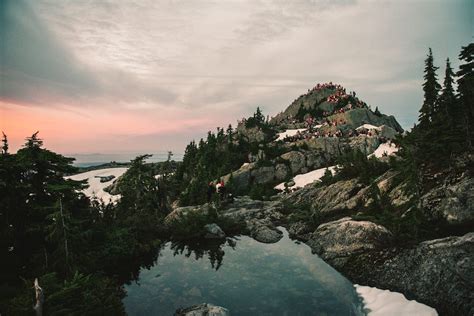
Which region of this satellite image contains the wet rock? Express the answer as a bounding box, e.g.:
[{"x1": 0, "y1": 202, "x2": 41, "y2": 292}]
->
[
  {"x1": 174, "y1": 303, "x2": 230, "y2": 316},
  {"x1": 204, "y1": 223, "x2": 225, "y2": 239},
  {"x1": 248, "y1": 219, "x2": 283, "y2": 243}
]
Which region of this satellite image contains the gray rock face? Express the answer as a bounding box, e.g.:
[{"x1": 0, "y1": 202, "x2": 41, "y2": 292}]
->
[
  {"x1": 174, "y1": 303, "x2": 230, "y2": 316},
  {"x1": 221, "y1": 196, "x2": 285, "y2": 243},
  {"x1": 420, "y1": 175, "x2": 474, "y2": 225},
  {"x1": 274, "y1": 164, "x2": 290, "y2": 181},
  {"x1": 348, "y1": 135, "x2": 380, "y2": 155},
  {"x1": 165, "y1": 204, "x2": 211, "y2": 225},
  {"x1": 343, "y1": 233, "x2": 474, "y2": 316},
  {"x1": 237, "y1": 125, "x2": 269, "y2": 143},
  {"x1": 287, "y1": 221, "x2": 312, "y2": 240},
  {"x1": 248, "y1": 219, "x2": 283, "y2": 243},
  {"x1": 250, "y1": 166, "x2": 275, "y2": 184},
  {"x1": 283, "y1": 178, "x2": 369, "y2": 219},
  {"x1": 305, "y1": 150, "x2": 327, "y2": 169},
  {"x1": 307, "y1": 217, "x2": 393, "y2": 265},
  {"x1": 222, "y1": 163, "x2": 254, "y2": 192},
  {"x1": 280, "y1": 151, "x2": 306, "y2": 174},
  {"x1": 204, "y1": 223, "x2": 226, "y2": 239}
]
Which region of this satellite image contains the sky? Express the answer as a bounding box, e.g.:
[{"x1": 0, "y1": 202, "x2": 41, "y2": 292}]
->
[{"x1": 1, "y1": 0, "x2": 472, "y2": 155}]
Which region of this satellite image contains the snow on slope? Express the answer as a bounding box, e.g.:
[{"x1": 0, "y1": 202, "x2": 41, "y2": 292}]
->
[
  {"x1": 356, "y1": 124, "x2": 381, "y2": 131},
  {"x1": 275, "y1": 166, "x2": 336, "y2": 191},
  {"x1": 275, "y1": 128, "x2": 307, "y2": 141},
  {"x1": 355, "y1": 285, "x2": 437, "y2": 316},
  {"x1": 66, "y1": 168, "x2": 128, "y2": 204},
  {"x1": 369, "y1": 142, "x2": 398, "y2": 158}
]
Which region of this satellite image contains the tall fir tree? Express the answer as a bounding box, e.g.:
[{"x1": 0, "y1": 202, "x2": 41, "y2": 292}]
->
[
  {"x1": 1, "y1": 132, "x2": 8, "y2": 154},
  {"x1": 419, "y1": 48, "x2": 441, "y2": 127},
  {"x1": 456, "y1": 43, "x2": 474, "y2": 148},
  {"x1": 437, "y1": 58, "x2": 457, "y2": 126}
]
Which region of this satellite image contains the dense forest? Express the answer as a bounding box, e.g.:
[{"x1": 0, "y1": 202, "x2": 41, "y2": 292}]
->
[{"x1": 0, "y1": 43, "x2": 472, "y2": 314}]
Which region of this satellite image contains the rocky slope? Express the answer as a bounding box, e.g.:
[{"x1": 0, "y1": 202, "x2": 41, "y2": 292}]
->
[{"x1": 171, "y1": 83, "x2": 473, "y2": 315}]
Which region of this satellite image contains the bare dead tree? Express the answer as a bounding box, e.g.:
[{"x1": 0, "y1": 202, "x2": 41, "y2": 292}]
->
[{"x1": 33, "y1": 278, "x2": 44, "y2": 316}]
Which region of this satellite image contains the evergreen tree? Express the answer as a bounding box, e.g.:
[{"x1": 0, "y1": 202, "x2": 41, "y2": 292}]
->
[
  {"x1": 437, "y1": 58, "x2": 457, "y2": 126},
  {"x1": 374, "y1": 106, "x2": 382, "y2": 117},
  {"x1": 456, "y1": 43, "x2": 474, "y2": 148},
  {"x1": 1, "y1": 132, "x2": 8, "y2": 155},
  {"x1": 419, "y1": 48, "x2": 441, "y2": 127},
  {"x1": 253, "y1": 106, "x2": 265, "y2": 124}
]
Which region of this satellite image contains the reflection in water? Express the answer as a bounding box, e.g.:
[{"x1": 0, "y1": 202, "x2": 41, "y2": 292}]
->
[
  {"x1": 124, "y1": 228, "x2": 364, "y2": 316},
  {"x1": 169, "y1": 238, "x2": 231, "y2": 271}
]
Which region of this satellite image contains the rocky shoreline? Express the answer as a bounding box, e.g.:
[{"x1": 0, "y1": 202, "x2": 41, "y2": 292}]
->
[{"x1": 166, "y1": 165, "x2": 474, "y2": 316}]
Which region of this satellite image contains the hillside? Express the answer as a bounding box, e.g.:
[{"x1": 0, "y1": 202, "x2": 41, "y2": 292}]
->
[{"x1": 164, "y1": 79, "x2": 473, "y2": 315}]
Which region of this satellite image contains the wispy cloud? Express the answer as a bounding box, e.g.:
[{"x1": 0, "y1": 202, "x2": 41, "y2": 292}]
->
[{"x1": 1, "y1": 0, "x2": 471, "y2": 153}]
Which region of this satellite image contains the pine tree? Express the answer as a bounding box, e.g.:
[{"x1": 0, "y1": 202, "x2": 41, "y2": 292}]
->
[
  {"x1": 456, "y1": 43, "x2": 474, "y2": 148},
  {"x1": 419, "y1": 48, "x2": 441, "y2": 127},
  {"x1": 374, "y1": 106, "x2": 382, "y2": 117},
  {"x1": 253, "y1": 107, "x2": 265, "y2": 124},
  {"x1": 1, "y1": 132, "x2": 8, "y2": 154},
  {"x1": 437, "y1": 58, "x2": 457, "y2": 126}
]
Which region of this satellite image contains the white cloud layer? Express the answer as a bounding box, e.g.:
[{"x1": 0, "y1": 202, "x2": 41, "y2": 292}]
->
[{"x1": 1, "y1": 0, "x2": 472, "y2": 152}]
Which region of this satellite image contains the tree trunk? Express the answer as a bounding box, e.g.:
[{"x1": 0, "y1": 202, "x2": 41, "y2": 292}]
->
[
  {"x1": 59, "y1": 197, "x2": 69, "y2": 268},
  {"x1": 33, "y1": 278, "x2": 44, "y2": 316}
]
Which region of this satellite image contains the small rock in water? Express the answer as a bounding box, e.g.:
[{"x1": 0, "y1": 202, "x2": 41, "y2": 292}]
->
[{"x1": 204, "y1": 223, "x2": 226, "y2": 239}]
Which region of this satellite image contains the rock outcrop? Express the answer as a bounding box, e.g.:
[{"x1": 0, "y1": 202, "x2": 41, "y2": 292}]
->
[
  {"x1": 306, "y1": 217, "x2": 393, "y2": 266},
  {"x1": 420, "y1": 175, "x2": 474, "y2": 225},
  {"x1": 342, "y1": 233, "x2": 474, "y2": 316}
]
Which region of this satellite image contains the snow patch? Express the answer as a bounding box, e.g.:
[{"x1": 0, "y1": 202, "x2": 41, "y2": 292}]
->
[
  {"x1": 355, "y1": 285, "x2": 437, "y2": 316},
  {"x1": 275, "y1": 166, "x2": 336, "y2": 191},
  {"x1": 65, "y1": 168, "x2": 128, "y2": 205},
  {"x1": 369, "y1": 142, "x2": 398, "y2": 158},
  {"x1": 275, "y1": 128, "x2": 307, "y2": 141},
  {"x1": 356, "y1": 124, "x2": 381, "y2": 131}
]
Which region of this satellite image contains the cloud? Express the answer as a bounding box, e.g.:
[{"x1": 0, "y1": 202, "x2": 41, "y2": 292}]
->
[
  {"x1": 0, "y1": 0, "x2": 100, "y2": 105},
  {"x1": 1, "y1": 0, "x2": 472, "y2": 153}
]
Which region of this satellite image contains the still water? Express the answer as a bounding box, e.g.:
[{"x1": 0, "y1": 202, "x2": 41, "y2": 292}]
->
[{"x1": 123, "y1": 228, "x2": 364, "y2": 316}]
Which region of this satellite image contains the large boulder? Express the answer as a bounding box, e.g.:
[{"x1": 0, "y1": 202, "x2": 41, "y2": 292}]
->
[
  {"x1": 348, "y1": 135, "x2": 380, "y2": 155},
  {"x1": 307, "y1": 217, "x2": 393, "y2": 265},
  {"x1": 248, "y1": 219, "x2": 283, "y2": 243},
  {"x1": 222, "y1": 162, "x2": 254, "y2": 192},
  {"x1": 280, "y1": 151, "x2": 306, "y2": 174},
  {"x1": 237, "y1": 125, "x2": 269, "y2": 143},
  {"x1": 420, "y1": 175, "x2": 474, "y2": 225},
  {"x1": 341, "y1": 108, "x2": 403, "y2": 132},
  {"x1": 250, "y1": 166, "x2": 275, "y2": 184},
  {"x1": 175, "y1": 303, "x2": 230, "y2": 316},
  {"x1": 283, "y1": 178, "x2": 370, "y2": 220},
  {"x1": 343, "y1": 233, "x2": 474, "y2": 316}
]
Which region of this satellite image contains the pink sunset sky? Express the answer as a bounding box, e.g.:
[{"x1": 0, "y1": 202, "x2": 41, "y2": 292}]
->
[{"x1": 1, "y1": 0, "x2": 471, "y2": 156}]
